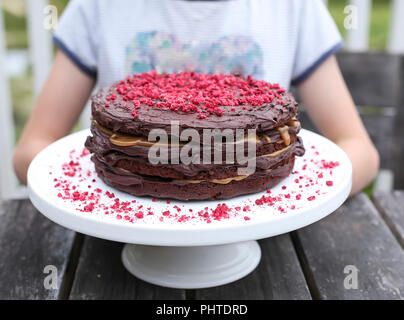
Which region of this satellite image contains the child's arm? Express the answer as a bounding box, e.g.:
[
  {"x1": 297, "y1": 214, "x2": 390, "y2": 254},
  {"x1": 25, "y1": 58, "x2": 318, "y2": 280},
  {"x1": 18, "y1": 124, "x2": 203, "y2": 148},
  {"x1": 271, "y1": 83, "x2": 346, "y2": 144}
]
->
[
  {"x1": 298, "y1": 55, "x2": 380, "y2": 196},
  {"x1": 13, "y1": 50, "x2": 95, "y2": 184}
]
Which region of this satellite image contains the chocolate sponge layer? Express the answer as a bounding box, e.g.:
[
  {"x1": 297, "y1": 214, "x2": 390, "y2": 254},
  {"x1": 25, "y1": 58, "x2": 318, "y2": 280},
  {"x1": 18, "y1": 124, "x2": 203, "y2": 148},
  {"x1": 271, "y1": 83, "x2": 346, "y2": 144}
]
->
[
  {"x1": 85, "y1": 122, "x2": 304, "y2": 180},
  {"x1": 93, "y1": 156, "x2": 296, "y2": 201}
]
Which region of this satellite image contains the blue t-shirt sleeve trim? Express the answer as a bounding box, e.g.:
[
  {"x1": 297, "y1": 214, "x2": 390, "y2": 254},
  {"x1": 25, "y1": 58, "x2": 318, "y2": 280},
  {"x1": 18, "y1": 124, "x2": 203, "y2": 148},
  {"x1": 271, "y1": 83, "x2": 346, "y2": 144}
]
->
[
  {"x1": 291, "y1": 41, "x2": 344, "y2": 86},
  {"x1": 52, "y1": 35, "x2": 97, "y2": 78}
]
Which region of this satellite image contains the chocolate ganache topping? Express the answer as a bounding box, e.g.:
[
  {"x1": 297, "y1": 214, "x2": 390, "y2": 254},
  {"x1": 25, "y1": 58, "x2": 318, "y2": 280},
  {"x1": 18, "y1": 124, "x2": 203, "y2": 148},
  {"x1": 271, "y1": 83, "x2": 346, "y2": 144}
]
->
[{"x1": 91, "y1": 71, "x2": 299, "y2": 137}]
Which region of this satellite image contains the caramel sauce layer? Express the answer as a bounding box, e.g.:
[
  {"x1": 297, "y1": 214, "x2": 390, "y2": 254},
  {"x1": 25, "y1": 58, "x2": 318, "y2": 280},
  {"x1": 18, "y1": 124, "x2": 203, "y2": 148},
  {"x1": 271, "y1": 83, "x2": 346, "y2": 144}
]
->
[
  {"x1": 263, "y1": 145, "x2": 291, "y2": 158},
  {"x1": 94, "y1": 121, "x2": 275, "y2": 148},
  {"x1": 94, "y1": 121, "x2": 179, "y2": 147},
  {"x1": 278, "y1": 125, "x2": 291, "y2": 146},
  {"x1": 94, "y1": 120, "x2": 298, "y2": 149},
  {"x1": 116, "y1": 144, "x2": 291, "y2": 185},
  {"x1": 262, "y1": 134, "x2": 271, "y2": 143},
  {"x1": 174, "y1": 174, "x2": 250, "y2": 185}
]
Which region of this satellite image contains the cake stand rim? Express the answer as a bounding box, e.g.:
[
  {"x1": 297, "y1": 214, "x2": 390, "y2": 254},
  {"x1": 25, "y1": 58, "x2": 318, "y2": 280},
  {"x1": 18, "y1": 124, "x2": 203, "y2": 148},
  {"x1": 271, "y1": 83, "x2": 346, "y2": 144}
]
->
[{"x1": 27, "y1": 128, "x2": 352, "y2": 246}]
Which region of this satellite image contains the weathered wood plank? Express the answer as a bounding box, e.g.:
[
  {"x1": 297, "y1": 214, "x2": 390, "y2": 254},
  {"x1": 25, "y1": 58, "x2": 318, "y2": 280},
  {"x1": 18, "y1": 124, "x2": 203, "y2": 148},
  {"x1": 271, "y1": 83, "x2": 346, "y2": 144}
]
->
[
  {"x1": 194, "y1": 234, "x2": 311, "y2": 300},
  {"x1": 336, "y1": 52, "x2": 402, "y2": 108},
  {"x1": 294, "y1": 193, "x2": 404, "y2": 300},
  {"x1": 69, "y1": 236, "x2": 186, "y2": 300},
  {"x1": 373, "y1": 191, "x2": 404, "y2": 248},
  {"x1": 293, "y1": 51, "x2": 403, "y2": 109},
  {"x1": 0, "y1": 200, "x2": 76, "y2": 299},
  {"x1": 0, "y1": 199, "x2": 19, "y2": 217},
  {"x1": 360, "y1": 112, "x2": 396, "y2": 170},
  {"x1": 293, "y1": 52, "x2": 404, "y2": 184},
  {"x1": 393, "y1": 61, "x2": 404, "y2": 188},
  {"x1": 295, "y1": 52, "x2": 403, "y2": 108}
]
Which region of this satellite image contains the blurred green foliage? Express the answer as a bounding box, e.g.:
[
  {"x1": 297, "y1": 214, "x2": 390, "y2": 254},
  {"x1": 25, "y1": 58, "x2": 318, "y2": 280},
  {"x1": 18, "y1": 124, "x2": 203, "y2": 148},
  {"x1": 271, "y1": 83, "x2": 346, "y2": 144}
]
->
[
  {"x1": 3, "y1": 0, "x2": 69, "y2": 48},
  {"x1": 3, "y1": 5, "x2": 27, "y2": 48},
  {"x1": 2, "y1": 0, "x2": 69, "y2": 142},
  {"x1": 328, "y1": 0, "x2": 392, "y2": 50}
]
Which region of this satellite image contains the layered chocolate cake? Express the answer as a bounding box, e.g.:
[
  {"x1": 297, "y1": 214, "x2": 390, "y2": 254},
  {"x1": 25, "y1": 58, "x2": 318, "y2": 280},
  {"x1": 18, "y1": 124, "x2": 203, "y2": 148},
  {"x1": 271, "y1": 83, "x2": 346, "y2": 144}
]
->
[{"x1": 85, "y1": 71, "x2": 304, "y2": 200}]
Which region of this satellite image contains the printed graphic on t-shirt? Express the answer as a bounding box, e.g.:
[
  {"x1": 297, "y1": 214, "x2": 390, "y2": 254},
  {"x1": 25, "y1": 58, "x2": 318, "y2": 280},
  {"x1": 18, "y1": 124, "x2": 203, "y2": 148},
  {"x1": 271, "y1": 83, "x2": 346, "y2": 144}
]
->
[{"x1": 125, "y1": 31, "x2": 264, "y2": 77}]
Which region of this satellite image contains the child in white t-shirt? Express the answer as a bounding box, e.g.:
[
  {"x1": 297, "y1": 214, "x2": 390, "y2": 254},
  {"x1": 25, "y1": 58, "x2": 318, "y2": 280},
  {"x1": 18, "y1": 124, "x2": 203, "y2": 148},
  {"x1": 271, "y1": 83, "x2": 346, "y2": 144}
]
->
[{"x1": 14, "y1": 0, "x2": 379, "y2": 195}]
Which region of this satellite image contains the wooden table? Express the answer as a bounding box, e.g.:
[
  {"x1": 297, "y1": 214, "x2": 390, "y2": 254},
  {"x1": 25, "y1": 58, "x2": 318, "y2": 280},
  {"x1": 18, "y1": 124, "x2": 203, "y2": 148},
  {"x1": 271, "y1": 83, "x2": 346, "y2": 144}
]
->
[{"x1": 1, "y1": 191, "x2": 403, "y2": 300}]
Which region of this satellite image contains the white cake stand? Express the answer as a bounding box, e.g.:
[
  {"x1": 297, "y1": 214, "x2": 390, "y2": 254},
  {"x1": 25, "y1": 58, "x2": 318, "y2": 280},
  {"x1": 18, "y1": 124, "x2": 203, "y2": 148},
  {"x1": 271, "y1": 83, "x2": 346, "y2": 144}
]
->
[{"x1": 28, "y1": 129, "x2": 351, "y2": 289}]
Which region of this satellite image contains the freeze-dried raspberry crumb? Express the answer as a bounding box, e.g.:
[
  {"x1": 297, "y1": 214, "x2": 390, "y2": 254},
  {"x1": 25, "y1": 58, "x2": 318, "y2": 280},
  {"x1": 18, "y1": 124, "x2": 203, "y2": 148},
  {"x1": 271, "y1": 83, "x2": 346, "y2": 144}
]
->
[
  {"x1": 135, "y1": 212, "x2": 144, "y2": 219},
  {"x1": 83, "y1": 203, "x2": 95, "y2": 212},
  {"x1": 319, "y1": 160, "x2": 340, "y2": 169},
  {"x1": 211, "y1": 203, "x2": 231, "y2": 221},
  {"x1": 110, "y1": 71, "x2": 285, "y2": 120},
  {"x1": 105, "y1": 191, "x2": 115, "y2": 198}
]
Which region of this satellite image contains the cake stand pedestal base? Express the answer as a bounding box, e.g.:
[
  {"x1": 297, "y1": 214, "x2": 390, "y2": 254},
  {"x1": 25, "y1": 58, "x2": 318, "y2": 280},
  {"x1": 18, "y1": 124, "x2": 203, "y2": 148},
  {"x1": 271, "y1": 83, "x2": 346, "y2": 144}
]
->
[{"x1": 121, "y1": 241, "x2": 261, "y2": 289}]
